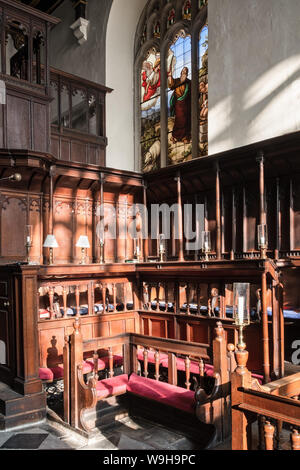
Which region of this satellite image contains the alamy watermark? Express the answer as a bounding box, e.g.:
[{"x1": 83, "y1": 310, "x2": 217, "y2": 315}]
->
[
  {"x1": 95, "y1": 203, "x2": 205, "y2": 251},
  {"x1": 291, "y1": 340, "x2": 300, "y2": 365}
]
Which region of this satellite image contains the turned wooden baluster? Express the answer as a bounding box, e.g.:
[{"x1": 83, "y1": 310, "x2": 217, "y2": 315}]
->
[
  {"x1": 49, "y1": 286, "x2": 54, "y2": 319},
  {"x1": 156, "y1": 283, "x2": 160, "y2": 311},
  {"x1": 165, "y1": 283, "x2": 169, "y2": 312},
  {"x1": 258, "y1": 415, "x2": 266, "y2": 450},
  {"x1": 186, "y1": 284, "x2": 190, "y2": 315},
  {"x1": 154, "y1": 350, "x2": 160, "y2": 381},
  {"x1": 143, "y1": 349, "x2": 149, "y2": 378},
  {"x1": 199, "y1": 358, "x2": 205, "y2": 377},
  {"x1": 291, "y1": 429, "x2": 300, "y2": 450},
  {"x1": 207, "y1": 283, "x2": 212, "y2": 316},
  {"x1": 197, "y1": 283, "x2": 201, "y2": 315},
  {"x1": 93, "y1": 350, "x2": 99, "y2": 378},
  {"x1": 264, "y1": 421, "x2": 275, "y2": 450},
  {"x1": 185, "y1": 356, "x2": 191, "y2": 390},
  {"x1": 102, "y1": 284, "x2": 107, "y2": 313},
  {"x1": 112, "y1": 283, "x2": 116, "y2": 312},
  {"x1": 62, "y1": 286, "x2": 67, "y2": 318},
  {"x1": 108, "y1": 347, "x2": 114, "y2": 378},
  {"x1": 75, "y1": 285, "x2": 80, "y2": 317}
]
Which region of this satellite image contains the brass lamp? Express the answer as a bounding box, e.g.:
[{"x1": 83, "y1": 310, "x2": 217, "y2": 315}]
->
[
  {"x1": 233, "y1": 282, "x2": 250, "y2": 349},
  {"x1": 43, "y1": 234, "x2": 59, "y2": 265},
  {"x1": 159, "y1": 233, "x2": 166, "y2": 262},
  {"x1": 258, "y1": 224, "x2": 268, "y2": 259},
  {"x1": 76, "y1": 235, "x2": 90, "y2": 265},
  {"x1": 201, "y1": 230, "x2": 211, "y2": 261}
]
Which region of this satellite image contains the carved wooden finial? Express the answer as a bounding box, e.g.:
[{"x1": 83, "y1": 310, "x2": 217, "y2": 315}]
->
[
  {"x1": 227, "y1": 343, "x2": 235, "y2": 353},
  {"x1": 215, "y1": 321, "x2": 224, "y2": 341}
]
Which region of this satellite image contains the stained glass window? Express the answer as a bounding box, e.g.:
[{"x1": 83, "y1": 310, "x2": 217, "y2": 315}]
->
[
  {"x1": 199, "y1": 25, "x2": 208, "y2": 157},
  {"x1": 167, "y1": 30, "x2": 192, "y2": 165},
  {"x1": 137, "y1": 1, "x2": 207, "y2": 172},
  {"x1": 141, "y1": 48, "x2": 161, "y2": 173}
]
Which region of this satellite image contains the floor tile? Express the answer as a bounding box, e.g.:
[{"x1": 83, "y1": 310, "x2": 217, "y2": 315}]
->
[{"x1": 1, "y1": 433, "x2": 48, "y2": 449}]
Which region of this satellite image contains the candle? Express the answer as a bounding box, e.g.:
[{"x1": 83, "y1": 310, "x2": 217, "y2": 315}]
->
[
  {"x1": 26, "y1": 236, "x2": 31, "y2": 244},
  {"x1": 238, "y1": 296, "x2": 244, "y2": 323},
  {"x1": 260, "y1": 236, "x2": 265, "y2": 246}
]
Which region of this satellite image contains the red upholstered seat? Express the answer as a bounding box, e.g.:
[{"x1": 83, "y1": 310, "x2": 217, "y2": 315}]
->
[
  {"x1": 127, "y1": 373, "x2": 195, "y2": 414},
  {"x1": 96, "y1": 374, "x2": 129, "y2": 399},
  {"x1": 137, "y1": 349, "x2": 168, "y2": 364}
]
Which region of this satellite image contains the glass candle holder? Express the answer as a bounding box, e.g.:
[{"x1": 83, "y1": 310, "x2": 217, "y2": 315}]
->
[
  {"x1": 201, "y1": 231, "x2": 211, "y2": 260},
  {"x1": 233, "y1": 282, "x2": 250, "y2": 348}
]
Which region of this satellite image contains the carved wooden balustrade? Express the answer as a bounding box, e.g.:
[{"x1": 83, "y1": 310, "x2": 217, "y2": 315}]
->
[
  {"x1": 38, "y1": 278, "x2": 134, "y2": 321},
  {"x1": 49, "y1": 67, "x2": 112, "y2": 165},
  {"x1": 231, "y1": 343, "x2": 300, "y2": 450}
]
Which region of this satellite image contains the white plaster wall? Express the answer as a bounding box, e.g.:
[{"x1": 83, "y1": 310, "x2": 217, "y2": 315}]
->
[
  {"x1": 106, "y1": 0, "x2": 147, "y2": 171},
  {"x1": 50, "y1": 0, "x2": 112, "y2": 85},
  {"x1": 208, "y1": 0, "x2": 300, "y2": 155}
]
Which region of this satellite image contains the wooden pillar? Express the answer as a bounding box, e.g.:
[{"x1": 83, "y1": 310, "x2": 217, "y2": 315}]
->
[
  {"x1": 275, "y1": 178, "x2": 281, "y2": 260},
  {"x1": 143, "y1": 183, "x2": 149, "y2": 262},
  {"x1": 49, "y1": 166, "x2": 55, "y2": 235},
  {"x1": 215, "y1": 162, "x2": 221, "y2": 260},
  {"x1": 261, "y1": 271, "x2": 270, "y2": 383},
  {"x1": 175, "y1": 172, "x2": 184, "y2": 262},
  {"x1": 257, "y1": 152, "x2": 266, "y2": 226},
  {"x1": 289, "y1": 178, "x2": 294, "y2": 252},
  {"x1": 231, "y1": 187, "x2": 236, "y2": 260}
]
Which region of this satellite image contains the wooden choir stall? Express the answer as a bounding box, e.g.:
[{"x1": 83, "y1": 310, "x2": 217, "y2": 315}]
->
[{"x1": 0, "y1": 0, "x2": 299, "y2": 450}]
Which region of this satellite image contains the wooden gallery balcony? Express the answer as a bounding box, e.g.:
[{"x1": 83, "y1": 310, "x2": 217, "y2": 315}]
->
[{"x1": 0, "y1": 0, "x2": 112, "y2": 166}]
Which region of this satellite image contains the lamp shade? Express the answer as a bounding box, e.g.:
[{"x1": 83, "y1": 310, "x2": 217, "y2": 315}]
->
[
  {"x1": 76, "y1": 235, "x2": 90, "y2": 248},
  {"x1": 43, "y1": 234, "x2": 59, "y2": 248}
]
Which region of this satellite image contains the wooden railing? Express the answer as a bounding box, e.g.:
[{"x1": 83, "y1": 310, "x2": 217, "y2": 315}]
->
[
  {"x1": 38, "y1": 278, "x2": 135, "y2": 321},
  {"x1": 50, "y1": 67, "x2": 112, "y2": 165},
  {"x1": 231, "y1": 343, "x2": 300, "y2": 450}
]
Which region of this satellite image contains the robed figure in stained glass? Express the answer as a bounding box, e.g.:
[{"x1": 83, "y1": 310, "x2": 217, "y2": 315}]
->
[{"x1": 168, "y1": 66, "x2": 191, "y2": 144}]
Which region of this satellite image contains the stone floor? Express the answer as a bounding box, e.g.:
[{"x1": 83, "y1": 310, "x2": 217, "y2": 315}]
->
[{"x1": 0, "y1": 415, "x2": 211, "y2": 451}]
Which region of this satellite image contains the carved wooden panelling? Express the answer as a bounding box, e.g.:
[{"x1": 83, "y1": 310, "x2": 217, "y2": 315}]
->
[
  {"x1": 6, "y1": 94, "x2": 30, "y2": 149},
  {"x1": 33, "y1": 102, "x2": 47, "y2": 153},
  {"x1": 1, "y1": 197, "x2": 27, "y2": 258}
]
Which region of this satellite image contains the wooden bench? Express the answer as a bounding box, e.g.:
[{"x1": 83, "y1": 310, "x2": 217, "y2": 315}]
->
[{"x1": 63, "y1": 319, "x2": 231, "y2": 446}]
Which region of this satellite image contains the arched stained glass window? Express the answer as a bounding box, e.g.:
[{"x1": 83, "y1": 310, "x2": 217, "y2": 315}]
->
[
  {"x1": 135, "y1": 0, "x2": 208, "y2": 172},
  {"x1": 140, "y1": 48, "x2": 161, "y2": 172}
]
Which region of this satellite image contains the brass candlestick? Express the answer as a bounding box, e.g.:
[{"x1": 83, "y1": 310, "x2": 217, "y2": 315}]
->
[
  {"x1": 99, "y1": 241, "x2": 105, "y2": 264},
  {"x1": 26, "y1": 242, "x2": 32, "y2": 263}
]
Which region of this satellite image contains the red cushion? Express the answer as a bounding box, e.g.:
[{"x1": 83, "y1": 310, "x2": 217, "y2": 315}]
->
[
  {"x1": 51, "y1": 366, "x2": 64, "y2": 380},
  {"x1": 137, "y1": 349, "x2": 168, "y2": 364},
  {"x1": 161, "y1": 357, "x2": 214, "y2": 376},
  {"x1": 96, "y1": 374, "x2": 128, "y2": 399},
  {"x1": 127, "y1": 373, "x2": 195, "y2": 414},
  {"x1": 39, "y1": 367, "x2": 54, "y2": 381},
  {"x1": 84, "y1": 358, "x2": 108, "y2": 373},
  {"x1": 252, "y1": 373, "x2": 263, "y2": 385}
]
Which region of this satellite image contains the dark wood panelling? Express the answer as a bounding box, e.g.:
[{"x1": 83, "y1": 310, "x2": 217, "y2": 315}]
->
[{"x1": 7, "y1": 94, "x2": 31, "y2": 149}]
